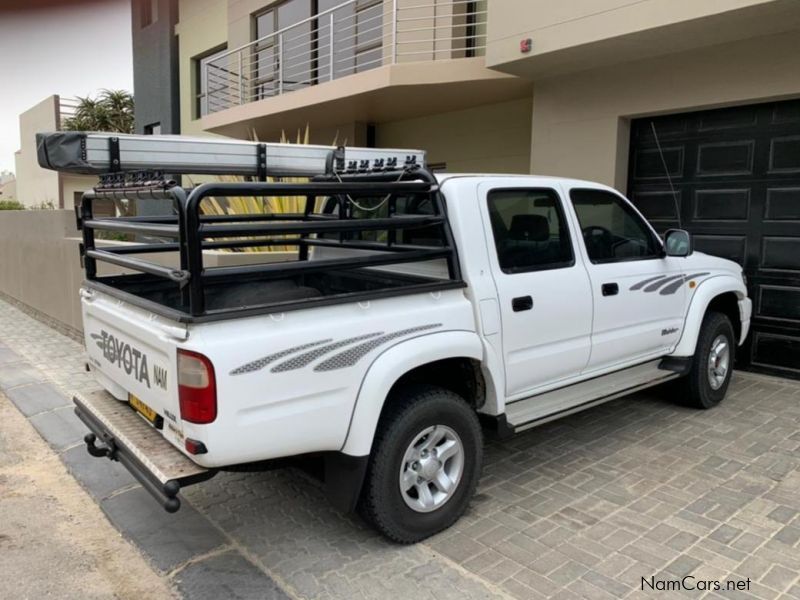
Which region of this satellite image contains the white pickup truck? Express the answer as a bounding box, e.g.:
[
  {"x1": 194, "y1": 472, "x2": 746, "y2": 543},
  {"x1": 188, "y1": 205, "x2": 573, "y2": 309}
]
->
[{"x1": 38, "y1": 133, "x2": 751, "y2": 543}]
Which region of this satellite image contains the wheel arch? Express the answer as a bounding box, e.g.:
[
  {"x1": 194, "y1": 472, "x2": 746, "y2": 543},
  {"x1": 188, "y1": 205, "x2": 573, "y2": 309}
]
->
[
  {"x1": 672, "y1": 275, "x2": 746, "y2": 357},
  {"x1": 340, "y1": 330, "x2": 490, "y2": 457}
]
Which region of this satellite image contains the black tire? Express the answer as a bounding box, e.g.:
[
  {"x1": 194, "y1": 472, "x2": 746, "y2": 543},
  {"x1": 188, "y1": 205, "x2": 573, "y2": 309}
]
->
[
  {"x1": 681, "y1": 311, "x2": 735, "y2": 409},
  {"x1": 359, "y1": 384, "x2": 483, "y2": 543}
]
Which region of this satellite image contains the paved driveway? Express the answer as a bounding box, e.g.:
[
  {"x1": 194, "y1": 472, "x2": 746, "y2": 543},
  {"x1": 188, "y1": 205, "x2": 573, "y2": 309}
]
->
[{"x1": 0, "y1": 295, "x2": 799, "y2": 600}]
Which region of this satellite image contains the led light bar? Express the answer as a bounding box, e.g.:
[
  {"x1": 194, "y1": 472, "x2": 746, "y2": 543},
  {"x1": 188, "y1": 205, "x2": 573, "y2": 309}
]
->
[{"x1": 36, "y1": 132, "x2": 426, "y2": 177}]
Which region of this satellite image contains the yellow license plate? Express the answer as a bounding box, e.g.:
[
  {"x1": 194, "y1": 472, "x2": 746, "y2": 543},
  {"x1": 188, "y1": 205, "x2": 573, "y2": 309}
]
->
[{"x1": 129, "y1": 394, "x2": 159, "y2": 425}]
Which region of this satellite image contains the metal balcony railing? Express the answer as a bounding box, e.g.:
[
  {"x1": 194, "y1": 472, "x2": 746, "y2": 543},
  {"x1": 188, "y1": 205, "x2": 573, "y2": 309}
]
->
[
  {"x1": 58, "y1": 96, "x2": 80, "y2": 129},
  {"x1": 204, "y1": 0, "x2": 487, "y2": 114}
]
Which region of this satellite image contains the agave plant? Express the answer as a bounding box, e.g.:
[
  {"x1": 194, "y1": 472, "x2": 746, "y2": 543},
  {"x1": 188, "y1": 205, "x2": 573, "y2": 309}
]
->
[
  {"x1": 199, "y1": 126, "x2": 342, "y2": 252},
  {"x1": 62, "y1": 89, "x2": 134, "y2": 134}
]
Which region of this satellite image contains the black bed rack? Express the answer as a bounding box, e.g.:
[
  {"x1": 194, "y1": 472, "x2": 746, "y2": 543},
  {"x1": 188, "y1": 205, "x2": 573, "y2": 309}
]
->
[{"x1": 76, "y1": 167, "x2": 464, "y2": 322}]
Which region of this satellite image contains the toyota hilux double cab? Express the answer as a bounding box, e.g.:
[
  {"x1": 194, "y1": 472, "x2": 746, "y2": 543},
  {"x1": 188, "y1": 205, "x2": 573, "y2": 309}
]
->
[{"x1": 38, "y1": 132, "x2": 751, "y2": 543}]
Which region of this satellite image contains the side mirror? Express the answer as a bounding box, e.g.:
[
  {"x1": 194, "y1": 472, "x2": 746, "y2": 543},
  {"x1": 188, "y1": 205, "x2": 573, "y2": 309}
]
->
[{"x1": 664, "y1": 229, "x2": 693, "y2": 257}]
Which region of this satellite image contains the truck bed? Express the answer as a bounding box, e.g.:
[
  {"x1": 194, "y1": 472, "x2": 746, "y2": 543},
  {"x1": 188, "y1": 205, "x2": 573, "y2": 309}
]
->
[
  {"x1": 90, "y1": 268, "x2": 454, "y2": 321},
  {"x1": 75, "y1": 171, "x2": 463, "y2": 322}
]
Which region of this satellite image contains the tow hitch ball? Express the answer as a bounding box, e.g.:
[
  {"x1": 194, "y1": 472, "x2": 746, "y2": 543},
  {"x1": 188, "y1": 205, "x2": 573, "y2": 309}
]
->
[{"x1": 84, "y1": 433, "x2": 117, "y2": 460}]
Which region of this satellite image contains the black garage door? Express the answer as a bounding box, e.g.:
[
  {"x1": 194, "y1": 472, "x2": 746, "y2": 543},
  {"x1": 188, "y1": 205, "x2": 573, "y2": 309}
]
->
[{"x1": 628, "y1": 99, "x2": 800, "y2": 378}]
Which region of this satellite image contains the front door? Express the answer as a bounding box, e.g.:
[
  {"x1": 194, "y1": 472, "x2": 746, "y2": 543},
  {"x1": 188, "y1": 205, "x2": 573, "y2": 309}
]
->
[
  {"x1": 480, "y1": 182, "x2": 593, "y2": 398},
  {"x1": 566, "y1": 186, "x2": 687, "y2": 372}
]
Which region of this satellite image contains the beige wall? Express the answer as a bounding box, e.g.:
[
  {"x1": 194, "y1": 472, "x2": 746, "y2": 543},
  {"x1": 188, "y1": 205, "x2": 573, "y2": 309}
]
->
[
  {"x1": 530, "y1": 30, "x2": 800, "y2": 191},
  {"x1": 0, "y1": 210, "x2": 84, "y2": 329},
  {"x1": 177, "y1": 0, "x2": 228, "y2": 134},
  {"x1": 377, "y1": 97, "x2": 532, "y2": 174},
  {"x1": 15, "y1": 97, "x2": 61, "y2": 208},
  {"x1": 14, "y1": 96, "x2": 96, "y2": 208},
  {"x1": 0, "y1": 210, "x2": 294, "y2": 332},
  {"x1": 486, "y1": 0, "x2": 795, "y2": 75},
  {"x1": 0, "y1": 178, "x2": 16, "y2": 202}
]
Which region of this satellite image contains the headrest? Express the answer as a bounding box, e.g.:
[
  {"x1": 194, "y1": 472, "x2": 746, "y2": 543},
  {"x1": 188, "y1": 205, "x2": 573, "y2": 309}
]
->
[{"x1": 509, "y1": 214, "x2": 549, "y2": 242}]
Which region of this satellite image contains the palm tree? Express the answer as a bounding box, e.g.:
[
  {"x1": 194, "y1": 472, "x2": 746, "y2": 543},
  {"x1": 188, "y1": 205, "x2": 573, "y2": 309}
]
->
[{"x1": 62, "y1": 89, "x2": 134, "y2": 133}]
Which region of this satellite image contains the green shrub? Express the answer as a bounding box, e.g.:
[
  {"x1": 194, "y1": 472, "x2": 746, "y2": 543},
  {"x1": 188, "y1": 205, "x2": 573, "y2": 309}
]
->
[{"x1": 0, "y1": 199, "x2": 25, "y2": 210}]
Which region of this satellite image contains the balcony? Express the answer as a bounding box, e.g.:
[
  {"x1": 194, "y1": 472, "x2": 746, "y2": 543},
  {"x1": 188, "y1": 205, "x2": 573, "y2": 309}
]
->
[{"x1": 199, "y1": 0, "x2": 529, "y2": 138}]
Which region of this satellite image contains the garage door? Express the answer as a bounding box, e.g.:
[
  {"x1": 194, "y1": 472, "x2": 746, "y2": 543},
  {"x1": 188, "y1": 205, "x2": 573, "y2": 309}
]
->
[{"x1": 628, "y1": 99, "x2": 800, "y2": 378}]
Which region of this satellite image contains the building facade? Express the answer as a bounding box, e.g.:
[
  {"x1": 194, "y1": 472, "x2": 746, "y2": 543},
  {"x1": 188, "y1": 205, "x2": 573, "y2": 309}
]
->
[
  {"x1": 13, "y1": 96, "x2": 97, "y2": 210},
  {"x1": 131, "y1": 0, "x2": 181, "y2": 134},
  {"x1": 131, "y1": 0, "x2": 800, "y2": 377}
]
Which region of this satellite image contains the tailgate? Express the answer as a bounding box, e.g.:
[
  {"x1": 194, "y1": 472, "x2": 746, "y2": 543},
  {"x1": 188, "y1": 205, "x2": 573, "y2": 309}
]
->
[{"x1": 82, "y1": 290, "x2": 181, "y2": 436}]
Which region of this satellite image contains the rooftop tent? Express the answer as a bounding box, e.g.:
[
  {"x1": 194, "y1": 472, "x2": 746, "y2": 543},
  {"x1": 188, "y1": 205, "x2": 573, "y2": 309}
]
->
[{"x1": 36, "y1": 132, "x2": 426, "y2": 177}]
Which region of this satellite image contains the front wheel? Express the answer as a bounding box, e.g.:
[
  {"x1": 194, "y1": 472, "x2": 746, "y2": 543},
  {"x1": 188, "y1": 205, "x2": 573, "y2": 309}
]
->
[
  {"x1": 359, "y1": 385, "x2": 483, "y2": 543},
  {"x1": 681, "y1": 311, "x2": 735, "y2": 409}
]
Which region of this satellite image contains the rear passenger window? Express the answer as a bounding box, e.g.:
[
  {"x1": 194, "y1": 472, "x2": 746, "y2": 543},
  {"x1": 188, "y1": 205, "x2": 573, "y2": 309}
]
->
[{"x1": 487, "y1": 189, "x2": 574, "y2": 273}]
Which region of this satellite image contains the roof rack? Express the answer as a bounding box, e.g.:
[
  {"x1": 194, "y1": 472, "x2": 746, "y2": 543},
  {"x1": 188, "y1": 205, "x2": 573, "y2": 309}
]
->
[{"x1": 50, "y1": 134, "x2": 461, "y2": 322}]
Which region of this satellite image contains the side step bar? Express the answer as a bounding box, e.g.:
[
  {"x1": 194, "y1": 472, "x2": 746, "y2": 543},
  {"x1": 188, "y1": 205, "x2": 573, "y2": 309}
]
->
[
  {"x1": 505, "y1": 358, "x2": 684, "y2": 434},
  {"x1": 74, "y1": 390, "x2": 216, "y2": 512}
]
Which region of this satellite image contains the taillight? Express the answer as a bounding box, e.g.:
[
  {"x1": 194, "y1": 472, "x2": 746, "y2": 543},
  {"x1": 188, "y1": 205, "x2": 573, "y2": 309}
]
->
[{"x1": 177, "y1": 349, "x2": 217, "y2": 424}]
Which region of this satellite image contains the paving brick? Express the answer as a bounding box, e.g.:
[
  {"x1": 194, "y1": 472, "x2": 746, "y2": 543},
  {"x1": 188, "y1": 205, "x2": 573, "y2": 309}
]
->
[
  {"x1": 774, "y1": 525, "x2": 800, "y2": 547},
  {"x1": 528, "y1": 549, "x2": 568, "y2": 575},
  {"x1": 580, "y1": 570, "x2": 630, "y2": 598},
  {"x1": 0, "y1": 345, "x2": 22, "y2": 365},
  {"x1": 478, "y1": 558, "x2": 520, "y2": 584},
  {"x1": 173, "y1": 550, "x2": 289, "y2": 600},
  {"x1": 593, "y1": 553, "x2": 635, "y2": 578},
  {"x1": 760, "y1": 564, "x2": 797, "y2": 593},
  {"x1": 61, "y1": 443, "x2": 136, "y2": 500},
  {"x1": 710, "y1": 523, "x2": 743, "y2": 544},
  {"x1": 547, "y1": 560, "x2": 588, "y2": 587},
  {"x1": 665, "y1": 554, "x2": 701, "y2": 577},
  {"x1": 0, "y1": 362, "x2": 44, "y2": 390},
  {"x1": 5, "y1": 381, "x2": 69, "y2": 417},
  {"x1": 28, "y1": 405, "x2": 86, "y2": 451},
  {"x1": 666, "y1": 531, "x2": 699, "y2": 552},
  {"x1": 730, "y1": 532, "x2": 765, "y2": 554},
  {"x1": 100, "y1": 487, "x2": 227, "y2": 573},
  {"x1": 556, "y1": 541, "x2": 603, "y2": 568},
  {"x1": 502, "y1": 577, "x2": 546, "y2": 600}
]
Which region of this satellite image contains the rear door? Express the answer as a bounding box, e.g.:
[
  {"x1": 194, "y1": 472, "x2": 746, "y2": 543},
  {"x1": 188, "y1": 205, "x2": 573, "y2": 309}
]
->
[
  {"x1": 565, "y1": 186, "x2": 687, "y2": 372},
  {"x1": 479, "y1": 182, "x2": 593, "y2": 398}
]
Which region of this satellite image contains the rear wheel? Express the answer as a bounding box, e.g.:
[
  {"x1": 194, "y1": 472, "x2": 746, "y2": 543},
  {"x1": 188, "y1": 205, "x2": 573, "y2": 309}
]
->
[
  {"x1": 360, "y1": 385, "x2": 482, "y2": 543},
  {"x1": 681, "y1": 311, "x2": 735, "y2": 409}
]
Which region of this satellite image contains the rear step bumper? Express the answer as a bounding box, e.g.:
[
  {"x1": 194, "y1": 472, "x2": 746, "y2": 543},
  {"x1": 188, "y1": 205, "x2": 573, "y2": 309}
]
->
[{"x1": 74, "y1": 390, "x2": 216, "y2": 512}]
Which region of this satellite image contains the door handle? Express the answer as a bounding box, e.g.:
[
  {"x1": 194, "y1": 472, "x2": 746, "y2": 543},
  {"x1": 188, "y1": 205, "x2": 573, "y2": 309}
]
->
[
  {"x1": 512, "y1": 296, "x2": 533, "y2": 312},
  {"x1": 602, "y1": 283, "x2": 619, "y2": 296}
]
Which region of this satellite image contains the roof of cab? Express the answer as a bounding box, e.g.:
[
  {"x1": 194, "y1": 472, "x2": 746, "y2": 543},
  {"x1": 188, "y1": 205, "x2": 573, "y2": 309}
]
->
[{"x1": 434, "y1": 173, "x2": 615, "y2": 191}]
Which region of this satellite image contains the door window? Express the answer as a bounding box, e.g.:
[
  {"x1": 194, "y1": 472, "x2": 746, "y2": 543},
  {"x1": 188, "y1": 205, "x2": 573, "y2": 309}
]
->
[
  {"x1": 487, "y1": 189, "x2": 574, "y2": 273},
  {"x1": 570, "y1": 189, "x2": 661, "y2": 263}
]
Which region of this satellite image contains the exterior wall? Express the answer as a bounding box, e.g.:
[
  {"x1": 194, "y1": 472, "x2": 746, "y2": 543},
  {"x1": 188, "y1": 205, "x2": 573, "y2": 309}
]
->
[
  {"x1": 0, "y1": 209, "x2": 292, "y2": 332},
  {"x1": 132, "y1": 0, "x2": 181, "y2": 134},
  {"x1": 0, "y1": 210, "x2": 83, "y2": 329},
  {"x1": 227, "y1": 0, "x2": 277, "y2": 52},
  {"x1": 15, "y1": 97, "x2": 61, "y2": 208},
  {"x1": 486, "y1": 0, "x2": 790, "y2": 72},
  {"x1": 530, "y1": 30, "x2": 800, "y2": 190},
  {"x1": 377, "y1": 98, "x2": 532, "y2": 174},
  {"x1": 14, "y1": 96, "x2": 96, "y2": 208},
  {"x1": 61, "y1": 175, "x2": 96, "y2": 211},
  {"x1": 0, "y1": 178, "x2": 16, "y2": 202},
  {"x1": 176, "y1": 0, "x2": 228, "y2": 135}
]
